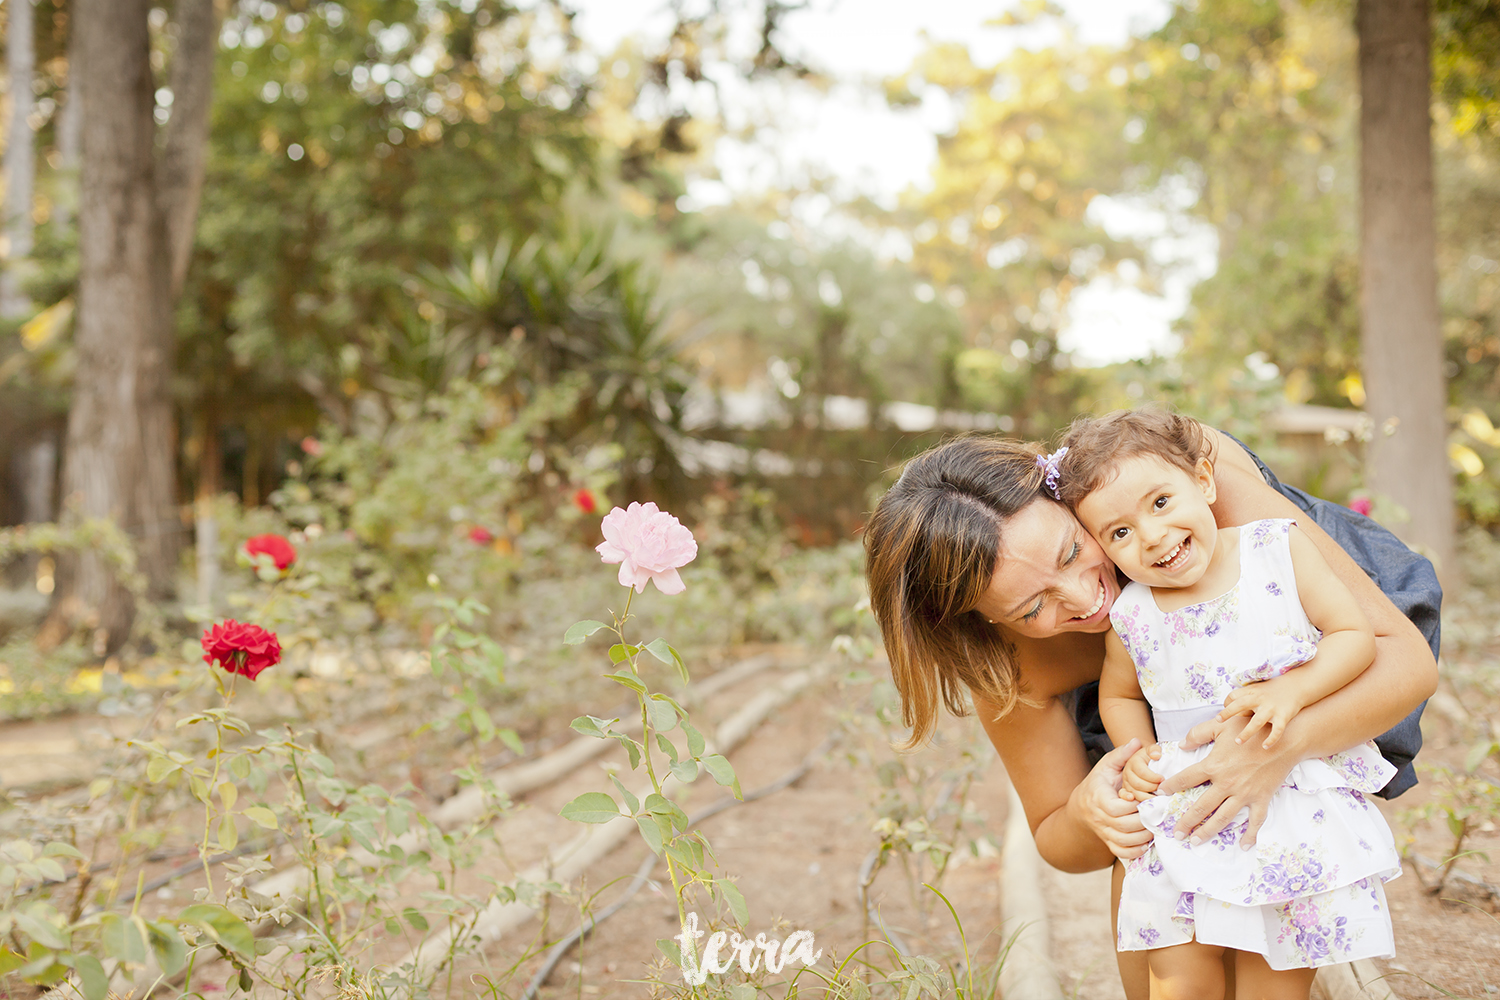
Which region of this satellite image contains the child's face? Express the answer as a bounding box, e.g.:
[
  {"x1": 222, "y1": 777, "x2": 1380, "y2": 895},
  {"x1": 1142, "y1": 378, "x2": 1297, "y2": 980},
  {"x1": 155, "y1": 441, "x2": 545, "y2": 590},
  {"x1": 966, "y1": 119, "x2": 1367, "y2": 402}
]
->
[{"x1": 1074, "y1": 453, "x2": 1219, "y2": 589}]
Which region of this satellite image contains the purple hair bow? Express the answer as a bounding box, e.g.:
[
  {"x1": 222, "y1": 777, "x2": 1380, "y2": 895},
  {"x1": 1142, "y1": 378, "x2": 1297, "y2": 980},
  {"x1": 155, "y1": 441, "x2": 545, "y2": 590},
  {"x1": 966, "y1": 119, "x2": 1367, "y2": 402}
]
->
[{"x1": 1036, "y1": 447, "x2": 1068, "y2": 500}]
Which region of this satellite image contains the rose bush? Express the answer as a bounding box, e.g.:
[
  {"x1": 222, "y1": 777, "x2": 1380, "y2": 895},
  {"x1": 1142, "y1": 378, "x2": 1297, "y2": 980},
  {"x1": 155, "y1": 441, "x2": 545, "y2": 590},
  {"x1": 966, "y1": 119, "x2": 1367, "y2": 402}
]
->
[
  {"x1": 595, "y1": 501, "x2": 698, "y2": 595},
  {"x1": 201, "y1": 619, "x2": 282, "y2": 680},
  {"x1": 244, "y1": 533, "x2": 297, "y2": 572}
]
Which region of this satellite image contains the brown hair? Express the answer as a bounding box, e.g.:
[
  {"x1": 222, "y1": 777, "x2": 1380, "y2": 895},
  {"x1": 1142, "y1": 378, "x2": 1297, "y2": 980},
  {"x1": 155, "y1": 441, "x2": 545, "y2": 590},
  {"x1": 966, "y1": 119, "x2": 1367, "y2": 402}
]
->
[
  {"x1": 864, "y1": 436, "x2": 1050, "y2": 748},
  {"x1": 1054, "y1": 407, "x2": 1214, "y2": 510}
]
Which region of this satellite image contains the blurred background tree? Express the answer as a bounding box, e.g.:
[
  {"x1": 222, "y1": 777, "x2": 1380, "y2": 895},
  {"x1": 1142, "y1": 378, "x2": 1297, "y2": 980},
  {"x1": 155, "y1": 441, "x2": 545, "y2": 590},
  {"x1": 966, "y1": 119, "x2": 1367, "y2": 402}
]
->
[{"x1": 0, "y1": 0, "x2": 1496, "y2": 640}]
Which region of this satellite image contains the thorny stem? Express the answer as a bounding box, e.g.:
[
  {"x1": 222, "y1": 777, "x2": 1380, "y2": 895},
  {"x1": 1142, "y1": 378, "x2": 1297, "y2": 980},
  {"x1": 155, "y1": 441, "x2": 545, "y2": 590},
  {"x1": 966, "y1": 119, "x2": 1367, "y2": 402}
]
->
[
  {"x1": 289, "y1": 747, "x2": 334, "y2": 947},
  {"x1": 611, "y1": 589, "x2": 696, "y2": 994},
  {"x1": 199, "y1": 672, "x2": 236, "y2": 896}
]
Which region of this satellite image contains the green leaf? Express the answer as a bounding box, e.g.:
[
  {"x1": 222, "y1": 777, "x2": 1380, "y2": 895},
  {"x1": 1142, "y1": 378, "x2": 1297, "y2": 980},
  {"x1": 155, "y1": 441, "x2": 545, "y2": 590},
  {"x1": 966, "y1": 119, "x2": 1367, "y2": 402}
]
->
[
  {"x1": 178, "y1": 904, "x2": 255, "y2": 960},
  {"x1": 730, "y1": 985, "x2": 758, "y2": 1000},
  {"x1": 608, "y1": 643, "x2": 638, "y2": 664},
  {"x1": 243, "y1": 806, "x2": 279, "y2": 830},
  {"x1": 404, "y1": 907, "x2": 429, "y2": 932},
  {"x1": 31, "y1": 858, "x2": 65, "y2": 882},
  {"x1": 669, "y1": 758, "x2": 699, "y2": 783},
  {"x1": 14, "y1": 907, "x2": 68, "y2": 950},
  {"x1": 719, "y1": 881, "x2": 749, "y2": 925},
  {"x1": 229, "y1": 754, "x2": 252, "y2": 780},
  {"x1": 563, "y1": 620, "x2": 609, "y2": 645},
  {"x1": 147, "y1": 920, "x2": 188, "y2": 975},
  {"x1": 603, "y1": 670, "x2": 647, "y2": 695},
  {"x1": 41, "y1": 843, "x2": 84, "y2": 861},
  {"x1": 218, "y1": 782, "x2": 238, "y2": 810},
  {"x1": 0, "y1": 947, "x2": 24, "y2": 976},
  {"x1": 656, "y1": 938, "x2": 685, "y2": 968},
  {"x1": 644, "y1": 793, "x2": 690, "y2": 832},
  {"x1": 609, "y1": 774, "x2": 640, "y2": 813},
  {"x1": 646, "y1": 697, "x2": 677, "y2": 734},
  {"x1": 682, "y1": 720, "x2": 706, "y2": 759},
  {"x1": 614, "y1": 735, "x2": 642, "y2": 769},
  {"x1": 643, "y1": 638, "x2": 674, "y2": 666},
  {"x1": 656, "y1": 733, "x2": 680, "y2": 763},
  {"x1": 146, "y1": 756, "x2": 176, "y2": 783},
  {"x1": 499, "y1": 728, "x2": 524, "y2": 756},
  {"x1": 100, "y1": 914, "x2": 147, "y2": 965},
  {"x1": 1465, "y1": 739, "x2": 1496, "y2": 774},
  {"x1": 701, "y1": 754, "x2": 741, "y2": 799},
  {"x1": 570, "y1": 715, "x2": 615, "y2": 739},
  {"x1": 635, "y1": 815, "x2": 664, "y2": 855},
  {"x1": 218, "y1": 815, "x2": 239, "y2": 852},
  {"x1": 560, "y1": 792, "x2": 621, "y2": 824},
  {"x1": 75, "y1": 954, "x2": 108, "y2": 1000}
]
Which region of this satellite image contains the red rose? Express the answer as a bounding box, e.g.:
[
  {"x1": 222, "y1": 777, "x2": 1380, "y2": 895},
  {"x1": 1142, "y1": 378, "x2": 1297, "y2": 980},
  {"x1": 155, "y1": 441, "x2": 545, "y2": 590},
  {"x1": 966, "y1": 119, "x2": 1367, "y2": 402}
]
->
[
  {"x1": 244, "y1": 533, "x2": 296, "y2": 571},
  {"x1": 201, "y1": 620, "x2": 281, "y2": 681},
  {"x1": 573, "y1": 488, "x2": 597, "y2": 514},
  {"x1": 468, "y1": 525, "x2": 494, "y2": 545}
]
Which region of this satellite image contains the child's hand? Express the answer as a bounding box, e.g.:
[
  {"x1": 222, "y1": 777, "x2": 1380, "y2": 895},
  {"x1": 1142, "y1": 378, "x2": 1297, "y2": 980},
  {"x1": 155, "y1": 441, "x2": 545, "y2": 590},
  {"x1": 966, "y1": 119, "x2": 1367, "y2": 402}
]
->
[
  {"x1": 1120, "y1": 743, "x2": 1164, "y2": 801},
  {"x1": 1217, "y1": 677, "x2": 1307, "y2": 750}
]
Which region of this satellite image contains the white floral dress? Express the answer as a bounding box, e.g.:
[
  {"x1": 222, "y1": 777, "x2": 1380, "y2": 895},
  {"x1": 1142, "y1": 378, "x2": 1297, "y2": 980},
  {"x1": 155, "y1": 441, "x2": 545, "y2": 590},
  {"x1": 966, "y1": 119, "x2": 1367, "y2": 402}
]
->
[{"x1": 1112, "y1": 518, "x2": 1401, "y2": 970}]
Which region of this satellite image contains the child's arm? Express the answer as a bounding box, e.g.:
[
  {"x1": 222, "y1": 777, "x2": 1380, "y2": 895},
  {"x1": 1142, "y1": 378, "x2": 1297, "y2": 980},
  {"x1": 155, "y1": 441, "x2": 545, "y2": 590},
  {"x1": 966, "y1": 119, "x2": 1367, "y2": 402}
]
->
[
  {"x1": 1218, "y1": 523, "x2": 1377, "y2": 750},
  {"x1": 1099, "y1": 628, "x2": 1161, "y2": 801}
]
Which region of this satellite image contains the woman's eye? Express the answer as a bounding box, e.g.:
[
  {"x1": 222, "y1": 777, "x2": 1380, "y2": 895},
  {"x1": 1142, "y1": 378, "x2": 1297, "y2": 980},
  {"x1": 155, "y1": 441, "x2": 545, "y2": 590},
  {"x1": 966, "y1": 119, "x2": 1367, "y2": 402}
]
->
[
  {"x1": 1023, "y1": 600, "x2": 1044, "y2": 622},
  {"x1": 1154, "y1": 494, "x2": 1169, "y2": 509},
  {"x1": 1065, "y1": 541, "x2": 1081, "y2": 564}
]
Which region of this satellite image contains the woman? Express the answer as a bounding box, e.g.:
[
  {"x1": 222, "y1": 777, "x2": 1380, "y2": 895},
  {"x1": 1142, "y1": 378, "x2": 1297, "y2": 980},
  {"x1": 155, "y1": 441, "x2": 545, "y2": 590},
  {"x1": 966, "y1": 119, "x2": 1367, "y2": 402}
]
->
[{"x1": 863, "y1": 427, "x2": 1438, "y2": 999}]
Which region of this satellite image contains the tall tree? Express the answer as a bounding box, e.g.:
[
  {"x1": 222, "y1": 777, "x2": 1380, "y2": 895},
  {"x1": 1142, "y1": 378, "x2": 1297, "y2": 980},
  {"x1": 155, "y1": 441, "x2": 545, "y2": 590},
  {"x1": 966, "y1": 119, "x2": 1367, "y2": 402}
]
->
[
  {"x1": 1357, "y1": 0, "x2": 1455, "y2": 578},
  {"x1": 58, "y1": 0, "x2": 218, "y2": 644},
  {"x1": 2, "y1": 0, "x2": 36, "y2": 317}
]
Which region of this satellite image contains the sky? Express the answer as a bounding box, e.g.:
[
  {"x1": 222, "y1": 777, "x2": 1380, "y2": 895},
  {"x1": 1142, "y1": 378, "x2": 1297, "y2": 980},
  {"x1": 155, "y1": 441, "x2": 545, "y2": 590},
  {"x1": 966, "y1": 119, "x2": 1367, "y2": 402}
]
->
[{"x1": 566, "y1": 0, "x2": 1213, "y2": 366}]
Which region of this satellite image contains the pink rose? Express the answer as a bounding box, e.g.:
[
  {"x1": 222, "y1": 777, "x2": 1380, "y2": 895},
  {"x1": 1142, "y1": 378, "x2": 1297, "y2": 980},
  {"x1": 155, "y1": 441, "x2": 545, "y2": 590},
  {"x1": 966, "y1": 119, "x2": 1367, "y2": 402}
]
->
[
  {"x1": 595, "y1": 501, "x2": 698, "y2": 595},
  {"x1": 469, "y1": 525, "x2": 494, "y2": 545},
  {"x1": 1348, "y1": 496, "x2": 1372, "y2": 516}
]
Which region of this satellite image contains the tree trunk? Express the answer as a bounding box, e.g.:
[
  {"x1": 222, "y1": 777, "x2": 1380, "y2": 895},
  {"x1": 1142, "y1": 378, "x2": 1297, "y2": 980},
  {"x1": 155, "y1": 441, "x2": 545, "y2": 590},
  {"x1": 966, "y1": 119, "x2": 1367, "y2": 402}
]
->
[
  {"x1": 53, "y1": 14, "x2": 82, "y2": 234},
  {"x1": 2, "y1": 0, "x2": 36, "y2": 317},
  {"x1": 1357, "y1": 0, "x2": 1456, "y2": 582},
  {"x1": 58, "y1": 0, "x2": 219, "y2": 647}
]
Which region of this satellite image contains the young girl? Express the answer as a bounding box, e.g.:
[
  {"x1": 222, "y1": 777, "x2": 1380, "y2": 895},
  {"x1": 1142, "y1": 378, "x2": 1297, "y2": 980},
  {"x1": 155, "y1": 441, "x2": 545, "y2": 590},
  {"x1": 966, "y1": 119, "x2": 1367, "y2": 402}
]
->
[{"x1": 1053, "y1": 410, "x2": 1401, "y2": 1000}]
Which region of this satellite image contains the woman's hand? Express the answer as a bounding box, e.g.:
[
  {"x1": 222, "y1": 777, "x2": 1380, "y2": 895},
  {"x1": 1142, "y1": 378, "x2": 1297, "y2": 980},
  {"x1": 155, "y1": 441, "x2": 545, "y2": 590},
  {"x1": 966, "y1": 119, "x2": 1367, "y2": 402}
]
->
[
  {"x1": 1158, "y1": 715, "x2": 1297, "y2": 848},
  {"x1": 1068, "y1": 738, "x2": 1154, "y2": 860}
]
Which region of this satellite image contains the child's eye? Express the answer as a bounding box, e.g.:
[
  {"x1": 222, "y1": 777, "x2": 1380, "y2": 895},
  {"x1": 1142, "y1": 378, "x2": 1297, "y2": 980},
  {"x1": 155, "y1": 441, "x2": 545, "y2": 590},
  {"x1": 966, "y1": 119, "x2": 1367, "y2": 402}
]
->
[
  {"x1": 1154, "y1": 494, "x2": 1170, "y2": 509},
  {"x1": 1112, "y1": 527, "x2": 1130, "y2": 541}
]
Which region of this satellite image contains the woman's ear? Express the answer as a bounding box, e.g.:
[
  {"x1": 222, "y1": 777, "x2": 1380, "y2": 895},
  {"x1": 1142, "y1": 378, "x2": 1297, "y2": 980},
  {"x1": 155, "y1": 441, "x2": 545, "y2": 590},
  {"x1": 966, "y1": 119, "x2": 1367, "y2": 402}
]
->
[{"x1": 1195, "y1": 457, "x2": 1217, "y2": 504}]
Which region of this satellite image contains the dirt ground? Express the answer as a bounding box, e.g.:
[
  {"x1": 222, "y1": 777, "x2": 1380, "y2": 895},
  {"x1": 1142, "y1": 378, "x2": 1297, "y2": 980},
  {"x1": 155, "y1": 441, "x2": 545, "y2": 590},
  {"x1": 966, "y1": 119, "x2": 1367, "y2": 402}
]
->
[{"x1": 4, "y1": 652, "x2": 1500, "y2": 999}]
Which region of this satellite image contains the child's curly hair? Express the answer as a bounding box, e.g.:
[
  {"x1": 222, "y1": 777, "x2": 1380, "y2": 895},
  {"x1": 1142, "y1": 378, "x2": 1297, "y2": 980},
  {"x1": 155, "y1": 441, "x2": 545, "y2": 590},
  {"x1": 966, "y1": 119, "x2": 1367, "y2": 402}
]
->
[{"x1": 1054, "y1": 407, "x2": 1215, "y2": 510}]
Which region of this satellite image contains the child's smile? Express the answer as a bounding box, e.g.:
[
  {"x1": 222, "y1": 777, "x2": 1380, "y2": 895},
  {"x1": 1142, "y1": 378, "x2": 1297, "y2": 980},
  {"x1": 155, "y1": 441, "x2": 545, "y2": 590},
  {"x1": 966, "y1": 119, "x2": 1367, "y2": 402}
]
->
[{"x1": 1074, "y1": 454, "x2": 1222, "y2": 591}]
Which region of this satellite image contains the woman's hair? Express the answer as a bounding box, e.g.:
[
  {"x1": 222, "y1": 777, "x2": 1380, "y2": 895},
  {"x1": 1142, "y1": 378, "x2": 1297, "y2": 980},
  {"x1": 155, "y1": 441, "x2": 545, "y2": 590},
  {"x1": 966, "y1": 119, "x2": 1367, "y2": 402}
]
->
[
  {"x1": 1055, "y1": 408, "x2": 1214, "y2": 510},
  {"x1": 864, "y1": 436, "x2": 1049, "y2": 748}
]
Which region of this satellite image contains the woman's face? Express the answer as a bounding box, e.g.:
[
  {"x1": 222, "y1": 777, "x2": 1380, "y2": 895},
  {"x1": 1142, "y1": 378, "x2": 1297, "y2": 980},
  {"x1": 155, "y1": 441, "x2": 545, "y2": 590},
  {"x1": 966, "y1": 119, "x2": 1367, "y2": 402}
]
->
[{"x1": 973, "y1": 498, "x2": 1120, "y2": 639}]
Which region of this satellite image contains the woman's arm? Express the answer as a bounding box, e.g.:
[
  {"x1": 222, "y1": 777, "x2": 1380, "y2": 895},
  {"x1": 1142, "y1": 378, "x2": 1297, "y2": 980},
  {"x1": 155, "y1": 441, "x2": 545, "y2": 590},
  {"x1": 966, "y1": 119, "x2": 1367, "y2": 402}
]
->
[
  {"x1": 975, "y1": 690, "x2": 1151, "y2": 871},
  {"x1": 1160, "y1": 444, "x2": 1438, "y2": 845}
]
